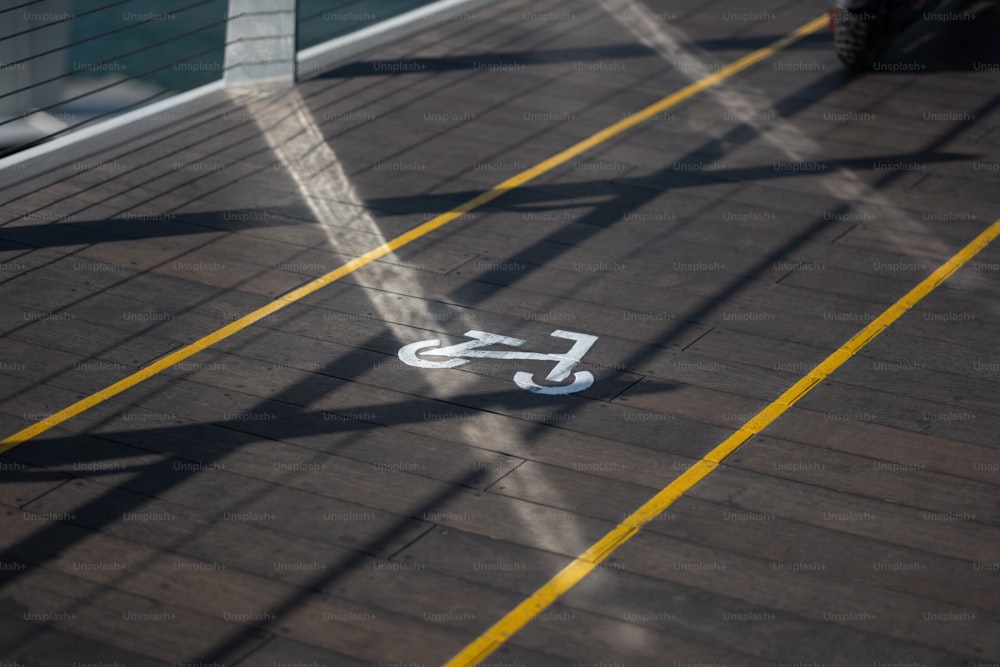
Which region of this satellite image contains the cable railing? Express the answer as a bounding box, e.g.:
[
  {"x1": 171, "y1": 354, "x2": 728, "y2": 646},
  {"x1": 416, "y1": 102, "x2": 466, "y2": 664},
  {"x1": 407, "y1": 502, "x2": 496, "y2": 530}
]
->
[
  {"x1": 0, "y1": 0, "x2": 232, "y2": 158},
  {"x1": 0, "y1": 0, "x2": 451, "y2": 160}
]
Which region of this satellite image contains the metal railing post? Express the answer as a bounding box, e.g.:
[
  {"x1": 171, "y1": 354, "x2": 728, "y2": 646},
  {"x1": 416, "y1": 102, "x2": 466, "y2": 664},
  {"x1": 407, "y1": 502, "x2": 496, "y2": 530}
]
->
[{"x1": 224, "y1": 0, "x2": 297, "y2": 86}]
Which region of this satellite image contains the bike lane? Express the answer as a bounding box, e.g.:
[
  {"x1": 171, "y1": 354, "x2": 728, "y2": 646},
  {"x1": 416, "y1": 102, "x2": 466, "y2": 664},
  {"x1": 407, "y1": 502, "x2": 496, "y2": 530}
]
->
[{"x1": 1, "y1": 0, "x2": 999, "y2": 665}]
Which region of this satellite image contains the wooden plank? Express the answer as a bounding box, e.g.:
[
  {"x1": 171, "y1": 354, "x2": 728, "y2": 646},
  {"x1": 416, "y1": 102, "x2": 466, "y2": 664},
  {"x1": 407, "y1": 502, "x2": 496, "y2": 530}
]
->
[
  {"x1": 646, "y1": 494, "x2": 1000, "y2": 614},
  {"x1": 731, "y1": 435, "x2": 1000, "y2": 520},
  {"x1": 0, "y1": 461, "x2": 71, "y2": 508},
  {"x1": 397, "y1": 522, "x2": 967, "y2": 666},
  {"x1": 0, "y1": 610, "x2": 172, "y2": 667},
  {"x1": 16, "y1": 476, "x2": 430, "y2": 560},
  {"x1": 685, "y1": 326, "x2": 1000, "y2": 425},
  {"x1": 766, "y1": 405, "x2": 1000, "y2": 485},
  {"x1": 236, "y1": 638, "x2": 371, "y2": 667},
  {"x1": 794, "y1": 379, "x2": 999, "y2": 447},
  {"x1": 0, "y1": 564, "x2": 267, "y2": 663},
  {"x1": 571, "y1": 539, "x2": 976, "y2": 667},
  {"x1": 610, "y1": 527, "x2": 999, "y2": 660},
  {"x1": 688, "y1": 465, "x2": 1000, "y2": 563},
  {"x1": 3, "y1": 305, "x2": 181, "y2": 368}
]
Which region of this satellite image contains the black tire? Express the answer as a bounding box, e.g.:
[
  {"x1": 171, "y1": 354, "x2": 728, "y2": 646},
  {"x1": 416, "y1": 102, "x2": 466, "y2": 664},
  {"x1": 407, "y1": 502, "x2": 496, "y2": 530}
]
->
[{"x1": 833, "y1": 8, "x2": 887, "y2": 70}]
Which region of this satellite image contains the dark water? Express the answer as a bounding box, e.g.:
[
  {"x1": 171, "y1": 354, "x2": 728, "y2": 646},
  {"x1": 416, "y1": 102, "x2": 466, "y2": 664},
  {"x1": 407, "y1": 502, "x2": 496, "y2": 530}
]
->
[{"x1": 69, "y1": 0, "x2": 433, "y2": 93}]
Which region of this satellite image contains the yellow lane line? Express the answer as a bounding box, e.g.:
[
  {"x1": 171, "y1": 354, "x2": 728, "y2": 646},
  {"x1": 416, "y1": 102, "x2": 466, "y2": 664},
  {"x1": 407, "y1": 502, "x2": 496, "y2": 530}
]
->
[
  {"x1": 444, "y1": 216, "x2": 1000, "y2": 666},
  {"x1": 0, "y1": 15, "x2": 829, "y2": 454}
]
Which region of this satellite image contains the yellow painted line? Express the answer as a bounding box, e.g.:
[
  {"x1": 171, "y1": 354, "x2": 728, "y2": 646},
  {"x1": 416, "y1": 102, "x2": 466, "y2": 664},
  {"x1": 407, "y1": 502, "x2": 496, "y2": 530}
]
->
[
  {"x1": 0, "y1": 14, "x2": 829, "y2": 454},
  {"x1": 443, "y1": 217, "x2": 1000, "y2": 666}
]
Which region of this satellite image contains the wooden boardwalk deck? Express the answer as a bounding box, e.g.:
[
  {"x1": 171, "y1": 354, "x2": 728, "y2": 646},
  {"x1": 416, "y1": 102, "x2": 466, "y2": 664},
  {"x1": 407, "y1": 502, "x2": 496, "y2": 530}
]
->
[{"x1": 1, "y1": 0, "x2": 999, "y2": 665}]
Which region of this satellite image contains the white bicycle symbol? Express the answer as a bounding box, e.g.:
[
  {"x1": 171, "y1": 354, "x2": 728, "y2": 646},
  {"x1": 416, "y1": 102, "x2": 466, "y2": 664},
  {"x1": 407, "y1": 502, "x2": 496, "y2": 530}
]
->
[{"x1": 397, "y1": 329, "x2": 599, "y2": 395}]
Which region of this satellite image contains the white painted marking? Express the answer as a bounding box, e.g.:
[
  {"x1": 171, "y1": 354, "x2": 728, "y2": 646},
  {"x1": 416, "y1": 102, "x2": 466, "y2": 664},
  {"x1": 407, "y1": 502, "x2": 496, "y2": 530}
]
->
[
  {"x1": 399, "y1": 329, "x2": 598, "y2": 394},
  {"x1": 599, "y1": 0, "x2": 937, "y2": 252}
]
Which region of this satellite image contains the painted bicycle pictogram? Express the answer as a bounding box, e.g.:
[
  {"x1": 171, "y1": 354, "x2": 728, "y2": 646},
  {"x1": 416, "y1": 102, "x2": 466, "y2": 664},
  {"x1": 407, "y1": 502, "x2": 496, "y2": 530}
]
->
[{"x1": 397, "y1": 329, "x2": 599, "y2": 394}]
